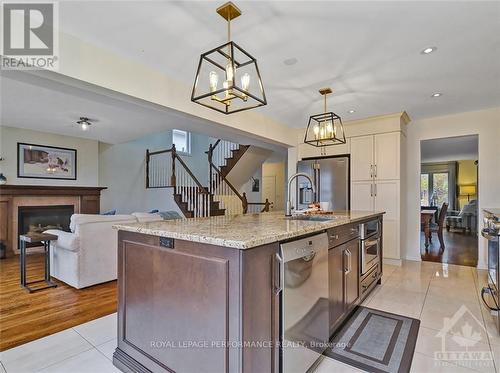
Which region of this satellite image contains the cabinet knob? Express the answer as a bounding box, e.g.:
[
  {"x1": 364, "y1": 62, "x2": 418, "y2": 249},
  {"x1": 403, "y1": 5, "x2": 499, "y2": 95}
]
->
[{"x1": 331, "y1": 234, "x2": 339, "y2": 240}]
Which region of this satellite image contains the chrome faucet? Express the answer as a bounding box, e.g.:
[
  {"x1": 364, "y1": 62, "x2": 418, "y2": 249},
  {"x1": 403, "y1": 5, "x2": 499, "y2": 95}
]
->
[{"x1": 286, "y1": 172, "x2": 316, "y2": 216}]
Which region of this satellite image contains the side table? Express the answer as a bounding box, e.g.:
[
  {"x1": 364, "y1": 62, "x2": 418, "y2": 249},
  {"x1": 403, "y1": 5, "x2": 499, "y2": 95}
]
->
[{"x1": 19, "y1": 233, "x2": 58, "y2": 293}]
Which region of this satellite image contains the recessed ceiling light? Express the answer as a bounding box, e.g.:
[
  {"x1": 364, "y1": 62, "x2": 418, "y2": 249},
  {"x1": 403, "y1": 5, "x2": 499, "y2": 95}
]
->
[
  {"x1": 431, "y1": 92, "x2": 442, "y2": 98},
  {"x1": 421, "y1": 46, "x2": 437, "y2": 55},
  {"x1": 283, "y1": 57, "x2": 298, "y2": 66},
  {"x1": 348, "y1": 110, "x2": 356, "y2": 114}
]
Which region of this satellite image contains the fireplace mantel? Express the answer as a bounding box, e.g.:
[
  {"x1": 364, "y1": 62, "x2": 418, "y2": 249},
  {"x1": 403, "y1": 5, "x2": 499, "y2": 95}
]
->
[
  {"x1": 0, "y1": 185, "x2": 107, "y2": 257},
  {"x1": 0, "y1": 185, "x2": 107, "y2": 195}
]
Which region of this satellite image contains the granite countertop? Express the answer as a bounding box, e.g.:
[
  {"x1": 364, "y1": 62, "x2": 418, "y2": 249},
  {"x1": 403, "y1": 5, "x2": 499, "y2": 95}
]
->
[
  {"x1": 484, "y1": 208, "x2": 500, "y2": 218},
  {"x1": 114, "y1": 210, "x2": 384, "y2": 249}
]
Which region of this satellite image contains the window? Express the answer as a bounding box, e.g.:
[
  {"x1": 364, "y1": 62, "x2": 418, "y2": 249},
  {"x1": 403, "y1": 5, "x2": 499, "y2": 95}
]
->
[
  {"x1": 420, "y1": 171, "x2": 449, "y2": 206},
  {"x1": 420, "y1": 174, "x2": 429, "y2": 206},
  {"x1": 172, "y1": 129, "x2": 191, "y2": 155}
]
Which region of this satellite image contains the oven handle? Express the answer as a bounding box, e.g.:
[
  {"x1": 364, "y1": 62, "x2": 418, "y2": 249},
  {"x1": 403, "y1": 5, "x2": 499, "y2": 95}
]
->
[
  {"x1": 364, "y1": 238, "x2": 379, "y2": 248},
  {"x1": 482, "y1": 229, "x2": 499, "y2": 241}
]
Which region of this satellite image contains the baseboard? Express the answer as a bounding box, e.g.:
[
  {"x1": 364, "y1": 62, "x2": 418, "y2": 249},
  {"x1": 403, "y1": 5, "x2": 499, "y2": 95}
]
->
[
  {"x1": 113, "y1": 348, "x2": 150, "y2": 373},
  {"x1": 404, "y1": 255, "x2": 422, "y2": 262},
  {"x1": 383, "y1": 258, "x2": 402, "y2": 266}
]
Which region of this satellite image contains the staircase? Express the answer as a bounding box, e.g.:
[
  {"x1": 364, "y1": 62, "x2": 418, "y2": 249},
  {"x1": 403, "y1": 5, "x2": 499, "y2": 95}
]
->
[
  {"x1": 146, "y1": 140, "x2": 272, "y2": 218},
  {"x1": 146, "y1": 145, "x2": 225, "y2": 218}
]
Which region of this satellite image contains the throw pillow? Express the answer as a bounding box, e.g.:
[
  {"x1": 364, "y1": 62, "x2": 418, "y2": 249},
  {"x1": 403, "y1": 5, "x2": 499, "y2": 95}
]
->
[
  {"x1": 159, "y1": 211, "x2": 182, "y2": 220},
  {"x1": 101, "y1": 209, "x2": 116, "y2": 215}
]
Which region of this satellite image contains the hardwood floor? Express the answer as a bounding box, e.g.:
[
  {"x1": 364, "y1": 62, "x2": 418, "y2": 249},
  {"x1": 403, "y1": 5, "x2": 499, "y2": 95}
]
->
[
  {"x1": 0, "y1": 253, "x2": 117, "y2": 351},
  {"x1": 420, "y1": 230, "x2": 478, "y2": 267}
]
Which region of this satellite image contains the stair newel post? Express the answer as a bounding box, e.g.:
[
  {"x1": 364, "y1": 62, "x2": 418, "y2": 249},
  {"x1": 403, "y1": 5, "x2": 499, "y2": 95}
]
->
[
  {"x1": 208, "y1": 143, "x2": 213, "y2": 195},
  {"x1": 242, "y1": 192, "x2": 248, "y2": 214},
  {"x1": 145, "y1": 149, "x2": 150, "y2": 188},
  {"x1": 171, "y1": 144, "x2": 177, "y2": 189}
]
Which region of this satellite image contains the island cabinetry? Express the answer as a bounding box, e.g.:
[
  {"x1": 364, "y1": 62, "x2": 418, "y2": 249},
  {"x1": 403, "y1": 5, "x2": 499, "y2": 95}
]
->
[
  {"x1": 328, "y1": 224, "x2": 360, "y2": 334},
  {"x1": 113, "y1": 231, "x2": 280, "y2": 373}
]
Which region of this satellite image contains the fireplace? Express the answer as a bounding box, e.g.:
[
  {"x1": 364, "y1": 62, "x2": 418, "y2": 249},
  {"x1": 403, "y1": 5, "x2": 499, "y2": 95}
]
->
[{"x1": 18, "y1": 205, "x2": 74, "y2": 248}]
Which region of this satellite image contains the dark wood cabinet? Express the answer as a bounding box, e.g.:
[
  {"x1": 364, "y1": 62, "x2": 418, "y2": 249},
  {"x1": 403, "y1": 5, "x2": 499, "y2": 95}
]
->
[
  {"x1": 328, "y1": 224, "x2": 360, "y2": 334},
  {"x1": 344, "y1": 239, "x2": 360, "y2": 310},
  {"x1": 113, "y1": 231, "x2": 280, "y2": 373}
]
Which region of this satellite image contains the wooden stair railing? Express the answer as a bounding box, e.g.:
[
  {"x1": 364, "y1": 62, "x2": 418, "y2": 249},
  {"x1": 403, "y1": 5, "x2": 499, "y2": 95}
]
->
[
  {"x1": 146, "y1": 145, "x2": 225, "y2": 218},
  {"x1": 207, "y1": 140, "x2": 273, "y2": 215}
]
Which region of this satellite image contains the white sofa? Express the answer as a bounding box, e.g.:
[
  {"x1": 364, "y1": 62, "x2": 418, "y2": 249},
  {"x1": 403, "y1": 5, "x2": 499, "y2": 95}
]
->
[{"x1": 45, "y1": 212, "x2": 166, "y2": 289}]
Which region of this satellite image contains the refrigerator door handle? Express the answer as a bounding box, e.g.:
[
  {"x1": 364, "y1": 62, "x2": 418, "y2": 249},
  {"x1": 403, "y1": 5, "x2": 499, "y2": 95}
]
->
[
  {"x1": 370, "y1": 165, "x2": 373, "y2": 178},
  {"x1": 370, "y1": 184, "x2": 373, "y2": 197}
]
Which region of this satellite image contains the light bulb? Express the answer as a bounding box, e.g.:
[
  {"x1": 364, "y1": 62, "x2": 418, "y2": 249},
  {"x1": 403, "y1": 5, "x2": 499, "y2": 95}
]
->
[
  {"x1": 313, "y1": 124, "x2": 320, "y2": 139},
  {"x1": 319, "y1": 125, "x2": 325, "y2": 140},
  {"x1": 326, "y1": 121, "x2": 333, "y2": 137},
  {"x1": 209, "y1": 71, "x2": 218, "y2": 92},
  {"x1": 241, "y1": 73, "x2": 250, "y2": 91},
  {"x1": 81, "y1": 122, "x2": 89, "y2": 131},
  {"x1": 225, "y1": 62, "x2": 234, "y2": 83}
]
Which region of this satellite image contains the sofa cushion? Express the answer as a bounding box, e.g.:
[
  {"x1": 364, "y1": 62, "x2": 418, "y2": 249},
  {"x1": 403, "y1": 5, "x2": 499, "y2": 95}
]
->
[
  {"x1": 70, "y1": 214, "x2": 137, "y2": 232},
  {"x1": 44, "y1": 229, "x2": 80, "y2": 252}
]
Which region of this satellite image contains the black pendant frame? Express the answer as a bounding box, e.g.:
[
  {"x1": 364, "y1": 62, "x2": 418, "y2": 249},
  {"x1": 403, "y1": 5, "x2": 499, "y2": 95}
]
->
[
  {"x1": 191, "y1": 41, "x2": 267, "y2": 115},
  {"x1": 304, "y1": 111, "x2": 347, "y2": 147}
]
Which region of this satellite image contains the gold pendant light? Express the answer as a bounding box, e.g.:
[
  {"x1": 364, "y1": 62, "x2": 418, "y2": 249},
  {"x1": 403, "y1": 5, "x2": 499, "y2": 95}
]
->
[
  {"x1": 191, "y1": 2, "x2": 267, "y2": 114},
  {"x1": 304, "y1": 88, "x2": 346, "y2": 148}
]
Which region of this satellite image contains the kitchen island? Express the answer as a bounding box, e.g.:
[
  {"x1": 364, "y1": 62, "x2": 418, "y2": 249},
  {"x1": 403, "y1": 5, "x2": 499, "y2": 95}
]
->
[{"x1": 112, "y1": 211, "x2": 384, "y2": 373}]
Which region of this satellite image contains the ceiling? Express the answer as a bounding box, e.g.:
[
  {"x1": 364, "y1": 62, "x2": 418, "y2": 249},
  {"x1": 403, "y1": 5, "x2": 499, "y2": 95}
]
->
[
  {"x1": 421, "y1": 135, "x2": 479, "y2": 163},
  {"x1": 54, "y1": 1, "x2": 500, "y2": 128}
]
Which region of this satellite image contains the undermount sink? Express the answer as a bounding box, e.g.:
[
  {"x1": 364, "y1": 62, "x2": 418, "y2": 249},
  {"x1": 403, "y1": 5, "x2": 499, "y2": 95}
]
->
[{"x1": 287, "y1": 214, "x2": 338, "y2": 222}]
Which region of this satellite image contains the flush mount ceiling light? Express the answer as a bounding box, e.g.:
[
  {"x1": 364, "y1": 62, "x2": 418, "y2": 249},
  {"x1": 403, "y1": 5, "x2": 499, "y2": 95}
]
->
[
  {"x1": 421, "y1": 46, "x2": 437, "y2": 55},
  {"x1": 431, "y1": 92, "x2": 442, "y2": 98},
  {"x1": 304, "y1": 88, "x2": 346, "y2": 148},
  {"x1": 348, "y1": 109, "x2": 356, "y2": 114},
  {"x1": 76, "y1": 117, "x2": 92, "y2": 131},
  {"x1": 191, "y1": 2, "x2": 266, "y2": 115}
]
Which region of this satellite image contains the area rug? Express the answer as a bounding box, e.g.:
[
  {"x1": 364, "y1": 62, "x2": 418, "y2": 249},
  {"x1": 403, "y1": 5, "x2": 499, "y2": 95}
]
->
[{"x1": 324, "y1": 306, "x2": 420, "y2": 373}]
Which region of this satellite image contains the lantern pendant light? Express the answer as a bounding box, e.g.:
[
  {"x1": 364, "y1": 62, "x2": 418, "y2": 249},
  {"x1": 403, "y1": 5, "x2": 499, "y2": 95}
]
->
[
  {"x1": 191, "y1": 2, "x2": 267, "y2": 114},
  {"x1": 304, "y1": 88, "x2": 346, "y2": 150}
]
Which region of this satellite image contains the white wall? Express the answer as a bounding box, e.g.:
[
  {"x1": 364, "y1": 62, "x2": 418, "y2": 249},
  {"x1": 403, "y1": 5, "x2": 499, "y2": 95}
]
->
[
  {"x1": 0, "y1": 125, "x2": 99, "y2": 186},
  {"x1": 405, "y1": 107, "x2": 500, "y2": 268}
]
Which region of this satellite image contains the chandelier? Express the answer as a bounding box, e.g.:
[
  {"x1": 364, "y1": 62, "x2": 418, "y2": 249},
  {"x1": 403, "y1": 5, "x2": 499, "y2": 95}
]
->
[
  {"x1": 191, "y1": 2, "x2": 267, "y2": 114},
  {"x1": 304, "y1": 88, "x2": 346, "y2": 148}
]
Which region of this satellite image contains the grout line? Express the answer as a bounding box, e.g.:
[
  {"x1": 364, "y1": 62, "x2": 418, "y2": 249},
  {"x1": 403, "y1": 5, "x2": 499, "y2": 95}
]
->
[
  {"x1": 72, "y1": 327, "x2": 115, "y2": 349},
  {"x1": 0, "y1": 361, "x2": 6, "y2": 373},
  {"x1": 32, "y1": 343, "x2": 94, "y2": 373}
]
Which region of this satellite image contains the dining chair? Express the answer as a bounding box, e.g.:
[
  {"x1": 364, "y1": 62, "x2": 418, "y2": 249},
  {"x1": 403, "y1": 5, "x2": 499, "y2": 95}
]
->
[{"x1": 429, "y1": 202, "x2": 449, "y2": 250}]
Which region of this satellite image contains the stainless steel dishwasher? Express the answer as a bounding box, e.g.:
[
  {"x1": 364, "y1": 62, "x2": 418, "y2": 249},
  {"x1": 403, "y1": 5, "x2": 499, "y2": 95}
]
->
[{"x1": 278, "y1": 232, "x2": 329, "y2": 373}]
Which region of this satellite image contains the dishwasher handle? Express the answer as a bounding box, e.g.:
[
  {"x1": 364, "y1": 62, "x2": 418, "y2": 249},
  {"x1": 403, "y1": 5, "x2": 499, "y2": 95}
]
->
[{"x1": 274, "y1": 252, "x2": 283, "y2": 295}]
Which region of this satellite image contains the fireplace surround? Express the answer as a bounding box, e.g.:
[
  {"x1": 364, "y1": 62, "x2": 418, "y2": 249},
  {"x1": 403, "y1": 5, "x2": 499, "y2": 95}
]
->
[{"x1": 0, "y1": 185, "x2": 107, "y2": 256}]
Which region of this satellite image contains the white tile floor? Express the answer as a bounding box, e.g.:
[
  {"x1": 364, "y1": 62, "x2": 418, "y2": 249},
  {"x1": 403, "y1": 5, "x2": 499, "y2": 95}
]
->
[{"x1": 0, "y1": 260, "x2": 497, "y2": 372}]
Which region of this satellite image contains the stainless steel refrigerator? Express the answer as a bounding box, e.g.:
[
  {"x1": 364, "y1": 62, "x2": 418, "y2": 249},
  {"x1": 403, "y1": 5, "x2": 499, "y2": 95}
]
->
[{"x1": 296, "y1": 156, "x2": 350, "y2": 211}]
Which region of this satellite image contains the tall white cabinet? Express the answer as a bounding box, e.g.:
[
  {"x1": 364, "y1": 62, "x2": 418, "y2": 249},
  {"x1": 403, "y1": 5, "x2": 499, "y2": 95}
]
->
[{"x1": 351, "y1": 132, "x2": 403, "y2": 262}]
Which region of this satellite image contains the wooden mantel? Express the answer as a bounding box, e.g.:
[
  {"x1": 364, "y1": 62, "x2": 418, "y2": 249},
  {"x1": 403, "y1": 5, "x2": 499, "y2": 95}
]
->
[
  {"x1": 0, "y1": 185, "x2": 107, "y2": 195},
  {"x1": 0, "y1": 185, "x2": 107, "y2": 257}
]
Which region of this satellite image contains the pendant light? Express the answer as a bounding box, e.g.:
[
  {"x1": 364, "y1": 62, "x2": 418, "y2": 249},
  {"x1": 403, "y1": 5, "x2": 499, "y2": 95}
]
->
[
  {"x1": 304, "y1": 88, "x2": 346, "y2": 149},
  {"x1": 191, "y1": 2, "x2": 267, "y2": 114}
]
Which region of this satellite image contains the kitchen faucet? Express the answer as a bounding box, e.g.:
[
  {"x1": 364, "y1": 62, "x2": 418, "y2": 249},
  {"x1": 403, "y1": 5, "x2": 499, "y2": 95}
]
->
[{"x1": 286, "y1": 172, "x2": 316, "y2": 216}]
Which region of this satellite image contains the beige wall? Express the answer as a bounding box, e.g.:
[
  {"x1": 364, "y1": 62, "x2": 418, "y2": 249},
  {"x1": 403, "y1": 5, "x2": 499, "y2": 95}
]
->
[
  {"x1": 405, "y1": 107, "x2": 500, "y2": 268},
  {"x1": 0, "y1": 126, "x2": 99, "y2": 186}
]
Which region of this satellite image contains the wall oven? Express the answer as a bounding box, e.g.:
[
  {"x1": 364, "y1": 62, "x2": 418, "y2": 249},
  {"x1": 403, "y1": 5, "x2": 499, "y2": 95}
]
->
[{"x1": 360, "y1": 218, "x2": 381, "y2": 276}]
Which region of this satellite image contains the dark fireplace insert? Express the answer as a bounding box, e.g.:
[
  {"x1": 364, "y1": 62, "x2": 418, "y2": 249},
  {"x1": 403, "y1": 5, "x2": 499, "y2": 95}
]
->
[{"x1": 18, "y1": 205, "x2": 74, "y2": 248}]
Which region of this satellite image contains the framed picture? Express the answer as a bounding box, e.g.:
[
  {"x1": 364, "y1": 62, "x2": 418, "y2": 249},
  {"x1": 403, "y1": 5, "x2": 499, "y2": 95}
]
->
[{"x1": 17, "y1": 143, "x2": 77, "y2": 180}]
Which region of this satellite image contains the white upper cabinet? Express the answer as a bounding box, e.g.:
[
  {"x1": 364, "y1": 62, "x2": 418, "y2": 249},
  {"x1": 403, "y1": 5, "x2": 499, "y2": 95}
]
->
[
  {"x1": 350, "y1": 136, "x2": 374, "y2": 181},
  {"x1": 374, "y1": 132, "x2": 400, "y2": 180}
]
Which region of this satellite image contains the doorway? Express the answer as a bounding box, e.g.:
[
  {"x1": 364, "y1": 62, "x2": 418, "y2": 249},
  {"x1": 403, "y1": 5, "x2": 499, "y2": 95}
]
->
[{"x1": 419, "y1": 135, "x2": 479, "y2": 267}]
